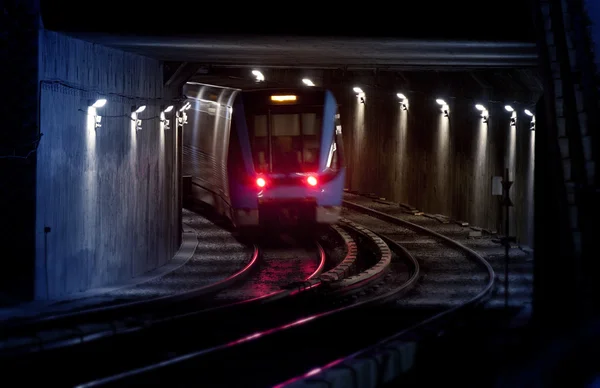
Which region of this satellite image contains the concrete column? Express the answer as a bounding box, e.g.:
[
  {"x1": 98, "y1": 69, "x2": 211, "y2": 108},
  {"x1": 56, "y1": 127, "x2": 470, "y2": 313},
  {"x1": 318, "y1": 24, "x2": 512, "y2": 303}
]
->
[
  {"x1": 533, "y1": 0, "x2": 600, "y2": 328},
  {"x1": 0, "y1": 0, "x2": 40, "y2": 301},
  {"x1": 584, "y1": 0, "x2": 600, "y2": 75}
]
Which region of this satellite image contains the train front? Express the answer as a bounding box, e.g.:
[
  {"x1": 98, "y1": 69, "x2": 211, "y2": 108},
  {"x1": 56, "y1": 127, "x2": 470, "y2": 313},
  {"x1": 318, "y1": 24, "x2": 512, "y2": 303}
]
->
[{"x1": 229, "y1": 88, "x2": 345, "y2": 232}]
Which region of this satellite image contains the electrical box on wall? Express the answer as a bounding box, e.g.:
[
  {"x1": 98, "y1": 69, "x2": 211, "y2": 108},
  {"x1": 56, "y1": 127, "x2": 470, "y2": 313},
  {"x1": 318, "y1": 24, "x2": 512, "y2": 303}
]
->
[{"x1": 492, "y1": 176, "x2": 503, "y2": 196}]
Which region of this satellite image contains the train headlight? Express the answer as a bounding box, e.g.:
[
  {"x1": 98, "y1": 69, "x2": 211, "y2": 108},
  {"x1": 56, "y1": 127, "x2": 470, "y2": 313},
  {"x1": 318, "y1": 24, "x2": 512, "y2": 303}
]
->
[{"x1": 307, "y1": 176, "x2": 318, "y2": 187}]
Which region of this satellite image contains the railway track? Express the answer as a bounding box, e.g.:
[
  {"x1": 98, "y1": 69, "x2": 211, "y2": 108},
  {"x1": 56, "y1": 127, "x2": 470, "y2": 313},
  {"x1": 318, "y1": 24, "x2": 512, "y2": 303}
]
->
[
  {"x1": 72, "y1": 220, "x2": 422, "y2": 387},
  {"x1": 74, "y1": 199, "x2": 494, "y2": 387},
  {"x1": 1, "y1": 216, "x2": 410, "y2": 386},
  {"x1": 0, "y1": 237, "x2": 324, "y2": 383},
  {"x1": 274, "y1": 198, "x2": 497, "y2": 387}
]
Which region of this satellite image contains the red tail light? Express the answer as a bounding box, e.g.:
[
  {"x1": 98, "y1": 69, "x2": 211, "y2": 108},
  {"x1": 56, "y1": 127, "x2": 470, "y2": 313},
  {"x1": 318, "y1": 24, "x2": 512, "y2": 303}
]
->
[
  {"x1": 307, "y1": 175, "x2": 318, "y2": 186},
  {"x1": 256, "y1": 177, "x2": 266, "y2": 188}
]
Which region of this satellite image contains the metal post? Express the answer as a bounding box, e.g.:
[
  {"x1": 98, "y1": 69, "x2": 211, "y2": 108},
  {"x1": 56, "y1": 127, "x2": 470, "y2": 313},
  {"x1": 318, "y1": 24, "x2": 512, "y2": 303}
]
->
[
  {"x1": 501, "y1": 168, "x2": 515, "y2": 309},
  {"x1": 177, "y1": 113, "x2": 184, "y2": 247}
]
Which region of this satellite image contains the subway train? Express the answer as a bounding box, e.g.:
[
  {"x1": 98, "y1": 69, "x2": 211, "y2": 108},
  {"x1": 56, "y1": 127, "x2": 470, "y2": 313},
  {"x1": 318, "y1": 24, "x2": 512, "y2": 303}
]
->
[{"x1": 181, "y1": 81, "x2": 346, "y2": 234}]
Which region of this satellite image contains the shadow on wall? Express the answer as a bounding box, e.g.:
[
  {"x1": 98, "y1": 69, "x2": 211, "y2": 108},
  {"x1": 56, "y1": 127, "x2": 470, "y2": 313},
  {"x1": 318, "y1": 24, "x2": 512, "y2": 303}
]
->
[{"x1": 336, "y1": 86, "x2": 535, "y2": 247}]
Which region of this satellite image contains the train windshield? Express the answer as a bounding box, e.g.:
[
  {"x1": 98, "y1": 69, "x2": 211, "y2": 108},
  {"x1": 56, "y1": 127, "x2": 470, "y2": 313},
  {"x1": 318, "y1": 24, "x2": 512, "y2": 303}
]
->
[{"x1": 247, "y1": 103, "x2": 323, "y2": 174}]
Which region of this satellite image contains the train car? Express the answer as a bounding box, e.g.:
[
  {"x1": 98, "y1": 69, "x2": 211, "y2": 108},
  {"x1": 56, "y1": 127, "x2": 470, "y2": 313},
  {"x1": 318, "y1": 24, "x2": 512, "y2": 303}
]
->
[{"x1": 181, "y1": 81, "x2": 345, "y2": 234}]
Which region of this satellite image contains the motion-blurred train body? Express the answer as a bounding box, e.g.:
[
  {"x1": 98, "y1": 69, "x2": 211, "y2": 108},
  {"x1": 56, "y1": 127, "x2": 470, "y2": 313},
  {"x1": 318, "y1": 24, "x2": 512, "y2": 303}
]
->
[{"x1": 182, "y1": 81, "x2": 345, "y2": 232}]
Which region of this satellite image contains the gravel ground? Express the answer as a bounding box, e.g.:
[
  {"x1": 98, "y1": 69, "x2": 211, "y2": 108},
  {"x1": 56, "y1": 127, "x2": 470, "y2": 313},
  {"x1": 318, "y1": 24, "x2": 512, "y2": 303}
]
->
[
  {"x1": 317, "y1": 228, "x2": 348, "y2": 273},
  {"x1": 341, "y1": 205, "x2": 489, "y2": 309},
  {"x1": 343, "y1": 193, "x2": 533, "y2": 310},
  {"x1": 98, "y1": 209, "x2": 254, "y2": 299},
  {"x1": 1, "y1": 209, "x2": 254, "y2": 319},
  {"x1": 213, "y1": 239, "x2": 321, "y2": 302}
]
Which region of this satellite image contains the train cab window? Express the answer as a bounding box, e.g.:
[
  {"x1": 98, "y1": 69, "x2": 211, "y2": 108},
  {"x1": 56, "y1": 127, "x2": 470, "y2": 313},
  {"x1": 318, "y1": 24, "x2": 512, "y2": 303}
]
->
[
  {"x1": 326, "y1": 109, "x2": 345, "y2": 173},
  {"x1": 253, "y1": 115, "x2": 269, "y2": 172},
  {"x1": 249, "y1": 110, "x2": 322, "y2": 174},
  {"x1": 301, "y1": 113, "x2": 320, "y2": 167}
]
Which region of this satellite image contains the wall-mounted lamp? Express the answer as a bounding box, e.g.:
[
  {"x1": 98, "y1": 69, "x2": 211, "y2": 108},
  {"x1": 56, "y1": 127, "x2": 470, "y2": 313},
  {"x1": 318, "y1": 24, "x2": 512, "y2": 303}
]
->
[
  {"x1": 397, "y1": 93, "x2": 409, "y2": 111},
  {"x1": 177, "y1": 102, "x2": 191, "y2": 126},
  {"x1": 88, "y1": 98, "x2": 107, "y2": 129},
  {"x1": 90, "y1": 98, "x2": 107, "y2": 108},
  {"x1": 353, "y1": 87, "x2": 365, "y2": 104},
  {"x1": 436, "y1": 98, "x2": 449, "y2": 117},
  {"x1": 131, "y1": 105, "x2": 146, "y2": 131},
  {"x1": 524, "y1": 109, "x2": 535, "y2": 130},
  {"x1": 475, "y1": 104, "x2": 489, "y2": 123},
  {"x1": 505, "y1": 105, "x2": 516, "y2": 126},
  {"x1": 161, "y1": 105, "x2": 174, "y2": 130},
  {"x1": 252, "y1": 70, "x2": 265, "y2": 82},
  {"x1": 180, "y1": 102, "x2": 191, "y2": 112},
  {"x1": 302, "y1": 78, "x2": 315, "y2": 86}
]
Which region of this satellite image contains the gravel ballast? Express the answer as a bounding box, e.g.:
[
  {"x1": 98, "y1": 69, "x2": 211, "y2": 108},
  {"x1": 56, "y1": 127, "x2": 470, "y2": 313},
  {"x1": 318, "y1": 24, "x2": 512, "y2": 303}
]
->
[
  {"x1": 343, "y1": 193, "x2": 533, "y2": 311},
  {"x1": 341, "y1": 207, "x2": 488, "y2": 308},
  {"x1": 0, "y1": 209, "x2": 255, "y2": 320},
  {"x1": 213, "y1": 240, "x2": 321, "y2": 302}
]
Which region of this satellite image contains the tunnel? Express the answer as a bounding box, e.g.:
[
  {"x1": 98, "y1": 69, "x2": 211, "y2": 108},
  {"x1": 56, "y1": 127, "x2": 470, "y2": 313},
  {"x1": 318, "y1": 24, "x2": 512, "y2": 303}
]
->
[{"x1": 0, "y1": 2, "x2": 599, "y2": 383}]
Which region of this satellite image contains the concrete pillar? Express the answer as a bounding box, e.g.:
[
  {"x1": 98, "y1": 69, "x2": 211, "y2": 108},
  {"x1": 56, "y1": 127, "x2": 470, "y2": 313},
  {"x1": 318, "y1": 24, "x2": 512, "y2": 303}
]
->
[
  {"x1": 533, "y1": 0, "x2": 600, "y2": 328},
  {"x1": 0, "y1": 0, "x2": 40, "y2": 302},
  {"x1": 584, "y1": 0, "x2": 600, "y2": 75}
]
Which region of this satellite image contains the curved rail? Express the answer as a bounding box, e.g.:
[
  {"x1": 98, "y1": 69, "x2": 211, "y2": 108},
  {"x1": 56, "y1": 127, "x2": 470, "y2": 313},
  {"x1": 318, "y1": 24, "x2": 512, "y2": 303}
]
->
[
  {"x1": 75, "y1": 225, "x2": 421, "y2": 387},
  {"x1": 1, "y1": 240, "x2": 326, "y2": 357},
  {"x1": 274, "y1": 199, "x2": 496, "y2": 387},
  {"x1": 342, "y1": 199, "x2": 495, "y2": 285},
  {"x1": 307, "y1": 243, "x2": 326, "y2": 280},
  {"x1": 326, "y1": 218, "x2": 393, "y2": 295}
]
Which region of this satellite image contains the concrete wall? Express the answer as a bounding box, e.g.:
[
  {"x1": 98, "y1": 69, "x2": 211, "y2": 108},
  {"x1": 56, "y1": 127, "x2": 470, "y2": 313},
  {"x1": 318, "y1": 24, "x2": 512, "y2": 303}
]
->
[
  {"x1": 35, "y1": 30, "x2": 179, "y2": 299},
  {"x1": 335, "y1": 86, "x2": 536, "y2": 247}
]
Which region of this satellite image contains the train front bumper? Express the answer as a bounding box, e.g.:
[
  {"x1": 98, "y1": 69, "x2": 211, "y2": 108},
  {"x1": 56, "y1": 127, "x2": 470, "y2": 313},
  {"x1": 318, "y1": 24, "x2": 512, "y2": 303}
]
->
[{"x1": 234, "y1": 200, "x2": 341, "y2": 226}]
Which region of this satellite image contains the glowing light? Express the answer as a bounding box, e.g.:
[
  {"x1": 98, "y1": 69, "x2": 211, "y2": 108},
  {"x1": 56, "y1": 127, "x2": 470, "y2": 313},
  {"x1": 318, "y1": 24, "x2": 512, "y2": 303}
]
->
[
  {"x1": 307, "y1": 176, "x2": 318, "y2": 186},
  {"x1": 353, "y1": 87, "x2": 364, "y2": 94},
  {"x1": 163, "y1": 105, "x2": 174, "y2": 113},
  {"x1": 436, "y1": 99, "x2": 449, "y2": 116},
  {"x1": 91, "y1": 98, "x2": 106, "y2": 108},
  {"x1": 505, "y1": 105, "x2": 514, "y2": 112},
  {"x1": 302, "y1": 78, "x2": 315, "y2": 86},
  {"x1": 179, "y1": 102, "x2": 191, "y2": 111},
  {"x1": 524, "y1": 109, "x2": 534, "y2": 116},
  {"x1": 270, "y1": 95, "x2": 297, "y2": 102},
  {"x1": 398, "y1": 93, "x2": 409, "y2": 110},
  {"x1": 252, "y1": 70, "x2": 265, "y2": 82},
  {"x1": 256, "y1": 177, "x2": 266, "y2": 188},
  {"x1": 476, "y1": 104, "x2": 489, "y2": 123},
  {"x1": 160, "y1": 111, "x2": 170, "y2": 130},
  {"x1": 135, "y1": 105, "x2": 146, "y2": 113}
]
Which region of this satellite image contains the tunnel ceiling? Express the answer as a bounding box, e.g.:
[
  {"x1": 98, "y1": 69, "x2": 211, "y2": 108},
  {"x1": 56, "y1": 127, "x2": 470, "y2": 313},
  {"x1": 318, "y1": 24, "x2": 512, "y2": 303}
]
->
[
  {"x1": 59, "y1": 34, "x2": 538, "y2": 69},
  {"x1": 41, "y1": 0, "x2": 538, "y2": 70}
]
